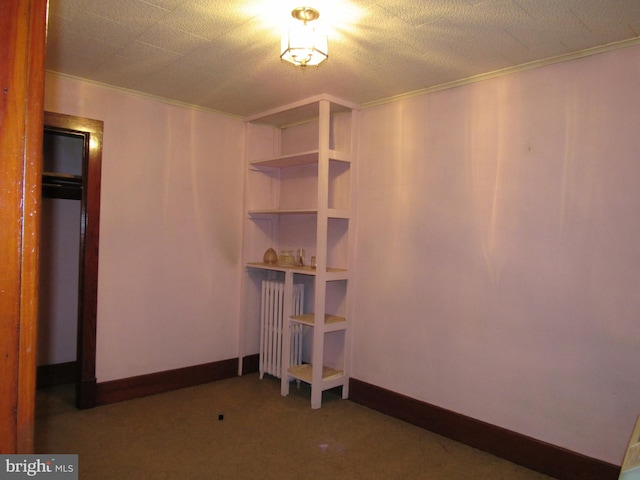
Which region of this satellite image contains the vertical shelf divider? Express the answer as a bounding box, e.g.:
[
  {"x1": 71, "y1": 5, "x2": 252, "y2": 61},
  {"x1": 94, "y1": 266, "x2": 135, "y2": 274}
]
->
[{"x1": 309, "y1": 99, "x2": 331, "y2": 407}]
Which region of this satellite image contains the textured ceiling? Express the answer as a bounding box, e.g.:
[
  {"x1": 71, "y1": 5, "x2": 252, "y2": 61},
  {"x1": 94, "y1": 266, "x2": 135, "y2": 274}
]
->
[{"x1": 46, "y1": 0, "x2": 640, "y2": 118}]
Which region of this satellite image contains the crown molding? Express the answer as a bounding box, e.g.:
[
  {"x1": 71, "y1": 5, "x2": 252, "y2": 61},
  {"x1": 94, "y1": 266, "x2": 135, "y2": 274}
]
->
[
  {"x1": 45, "y1": 71, "x2": 244, "y2": 120},
  {"x1": 361, "y1": 37, "x2": 640, "y2": 110}
]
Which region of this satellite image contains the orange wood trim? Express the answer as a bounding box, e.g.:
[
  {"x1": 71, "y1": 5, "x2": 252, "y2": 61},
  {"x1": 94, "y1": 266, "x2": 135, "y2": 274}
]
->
[
  {"x1": 17, "y1": 0, "x2": 48, "y2": 454},
  {"x1": 44, "y1": 111, "x2": 104, "y2": 134},
  {"x1": 78, "y1": 116, "x2": 102, "y2": 409},
  {"x1": 0, "y1": 0, "x2": 24, "y2": 452},
  {"x1": 0, "y1": 0, "x2": 48, "y2": 454}
]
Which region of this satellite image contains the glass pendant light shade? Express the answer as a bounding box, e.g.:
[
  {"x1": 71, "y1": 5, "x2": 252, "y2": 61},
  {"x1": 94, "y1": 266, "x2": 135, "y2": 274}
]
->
[{"x1": 280, "y1": 7, "x2": 328, "y2": 67}]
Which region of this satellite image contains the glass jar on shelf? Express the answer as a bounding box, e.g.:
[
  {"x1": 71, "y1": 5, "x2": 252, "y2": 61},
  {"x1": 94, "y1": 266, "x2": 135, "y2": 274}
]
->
[{"x1": 279, "y1": 250, "x2": 295, "y2": 266}]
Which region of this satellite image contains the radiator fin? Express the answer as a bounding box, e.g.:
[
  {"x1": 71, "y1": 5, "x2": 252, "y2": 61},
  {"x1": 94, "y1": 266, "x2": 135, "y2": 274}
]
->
[{"x1": 259, "y1": 280, "x2": 304, "y2": 379}]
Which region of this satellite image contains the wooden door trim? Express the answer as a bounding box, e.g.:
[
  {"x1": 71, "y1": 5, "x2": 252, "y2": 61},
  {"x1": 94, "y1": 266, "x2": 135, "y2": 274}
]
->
[
  {"x1": 44, "y1": 112, "x2": 103, "y2": 409},
  {"x1": 0, "y1": 0, "x2": 48, "y2": 454}
]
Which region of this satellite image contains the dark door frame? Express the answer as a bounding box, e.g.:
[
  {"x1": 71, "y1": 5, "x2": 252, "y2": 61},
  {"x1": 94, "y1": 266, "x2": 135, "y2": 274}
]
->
[{"x1": 44, "y1": 111, "x2": 103, "y2": 409}]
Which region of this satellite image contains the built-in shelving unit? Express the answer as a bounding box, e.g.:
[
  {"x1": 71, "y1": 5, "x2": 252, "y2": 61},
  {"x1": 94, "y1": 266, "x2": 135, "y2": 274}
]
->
[{"x1": 241, "y1": 95, "x2": 358, "y2": 408}]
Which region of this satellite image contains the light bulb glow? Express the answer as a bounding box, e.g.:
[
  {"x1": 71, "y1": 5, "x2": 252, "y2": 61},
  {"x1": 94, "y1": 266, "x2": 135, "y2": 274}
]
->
[{"x1": 280, "y1": 8, "x2": 328, "y2": 67}]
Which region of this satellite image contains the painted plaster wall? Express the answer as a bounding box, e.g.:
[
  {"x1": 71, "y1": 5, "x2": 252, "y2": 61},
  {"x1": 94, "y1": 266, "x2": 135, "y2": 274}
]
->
[
  {"x1": 44, "y1": 74, "x2": 245, "y2": 382},
  {"x1": 38, "y1": 197, "x2": 80, "y2": 365},
  {"x1": 38, "y1": 132, "x2": 83, "y2": 366},
  {"x1": 353, "y1": 45, "x2": 640, "y2": 464}
]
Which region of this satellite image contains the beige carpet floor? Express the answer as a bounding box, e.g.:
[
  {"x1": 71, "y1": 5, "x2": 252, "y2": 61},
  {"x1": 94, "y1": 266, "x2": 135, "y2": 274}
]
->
[{"x1": 35, "y1": 374, "x2": 556, "y2": 479}]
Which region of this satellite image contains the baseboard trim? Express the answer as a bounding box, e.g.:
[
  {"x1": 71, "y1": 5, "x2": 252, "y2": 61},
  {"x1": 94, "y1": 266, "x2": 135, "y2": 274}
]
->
[
  {"x1": 241, "y1": 354, "x2": 259, "y2": 375},
  {"x1": 78, "y1": 377, "x2": 97, "y2": 410},
  {"x1": 349, "y1": 378, "x2": 620, "y2": 480},
  {"x1": 96, "y1": 358, "x2": 239, "y2": 406},
  {"x1": 37, "y1": 361, "x2": 77, "y2": 388}
]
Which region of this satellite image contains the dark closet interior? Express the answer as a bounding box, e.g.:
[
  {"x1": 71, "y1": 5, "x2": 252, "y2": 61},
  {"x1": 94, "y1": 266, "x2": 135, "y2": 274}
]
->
[{"x1": 37, "y1": 130, "x2": 84, "y2": 389}]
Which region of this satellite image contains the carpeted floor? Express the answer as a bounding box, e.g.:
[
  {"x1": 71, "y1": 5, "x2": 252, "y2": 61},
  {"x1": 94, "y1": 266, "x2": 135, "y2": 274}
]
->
[{"x1": 35, "y1": 374, "x2": 556, "y2": 479}]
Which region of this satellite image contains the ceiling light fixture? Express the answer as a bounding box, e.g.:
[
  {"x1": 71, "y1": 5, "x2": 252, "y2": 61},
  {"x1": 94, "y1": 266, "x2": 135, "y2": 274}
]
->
[{"x1": 280, "y1": 6, "x2": 328, "y2": 67}]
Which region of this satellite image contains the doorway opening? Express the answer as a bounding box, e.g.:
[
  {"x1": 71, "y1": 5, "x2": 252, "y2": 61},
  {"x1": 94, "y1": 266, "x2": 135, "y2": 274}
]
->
[{"x1": 39, "y1": 112, "x2": 103, "y2": 409}]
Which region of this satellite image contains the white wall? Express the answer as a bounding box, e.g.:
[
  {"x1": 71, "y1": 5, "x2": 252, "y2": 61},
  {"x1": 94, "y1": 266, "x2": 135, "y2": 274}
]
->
[
  {"x1": 38, "y1": 197, "x2": 80, "y2": 366},
  {"x1": 44, "y1": 74, "x2": 245, "y2": 382},
  {"x1": 353, "y1": 45, "x2": 640, "y2": 465}
]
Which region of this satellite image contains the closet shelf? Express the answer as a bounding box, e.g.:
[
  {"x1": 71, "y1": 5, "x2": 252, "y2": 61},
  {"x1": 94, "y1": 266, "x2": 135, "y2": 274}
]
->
[
  {"x1": 42, "y1": 172, "x2": 83, "y2": 200},
  {"x1": 43, "y1": 172, "x2": 82, "y2": 183}
]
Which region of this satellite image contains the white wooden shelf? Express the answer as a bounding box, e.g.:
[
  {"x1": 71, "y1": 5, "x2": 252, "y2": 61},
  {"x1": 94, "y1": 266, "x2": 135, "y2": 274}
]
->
[
  {"x1": 250, "y1": 149, "x2": 351, "y2": 168},
  {"x1": 288, "y1": 364, "x2": 344, "y2": 383},
  {"x1": 244, "y1": 94, "x2": 358, "y2": 127},
  {"x1": 246, "y1": 263, "x2": 349, "y2": 280},
  {"x1": 247, "y1": 208, "x2": 350, "y2": 219},
  {"x1": 621, "y1": 415, "x2": 640, "y2": 479},
  {"x1": 290, "y1": 313, "x2": 347, "y2": 332},
  {"x1": 248, "y1": 208, "x2": 318, "y2": 216}
]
